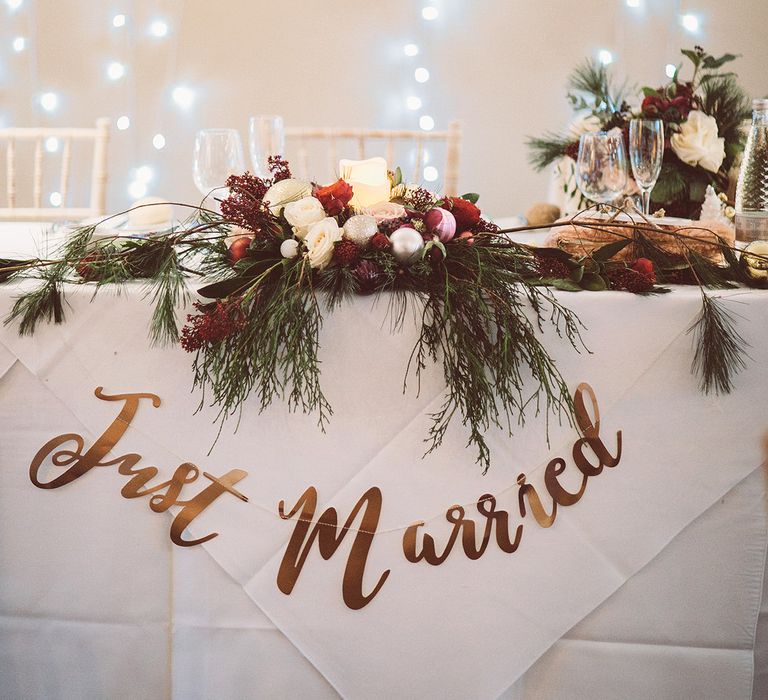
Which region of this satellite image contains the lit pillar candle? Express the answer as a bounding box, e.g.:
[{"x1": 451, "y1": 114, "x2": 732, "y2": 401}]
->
[{"x1": 339, "y1": 157, "x2": 390, "y2": 208}]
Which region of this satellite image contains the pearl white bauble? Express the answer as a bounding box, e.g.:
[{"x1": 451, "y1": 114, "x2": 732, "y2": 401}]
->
[
  {"x1": 280, "y1": 239, "x2": 300, "y2": 259},
  {"x1": 128, "y1": 196, "x2": 173, "y2": 227},
  {"x1": 263, "y1": 179, "x2": 312, "y2": 215},
  {"x1": 390, "y1": 226, "x2": 424, "y2": 265},
  {"x1": 342, "y1": 215, "x2": 378, "y2": 247}
]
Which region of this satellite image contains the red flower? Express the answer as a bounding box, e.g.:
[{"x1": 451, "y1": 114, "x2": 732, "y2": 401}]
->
[
  {"x1": 315, "y1": 179, "x2": 353, "y2": 216},
  {"x1": 641, "y1": 87, "x2": 693, "y2": 122},
  {"x1": 632, "y1": 257, "x2": 656, "y2": 283},
  {"x1": 370, "y1": 232, "x2": 391, "y2": 250},
  {"x1": 446, "y1": 197, "x2": 481, "y2": 232}
]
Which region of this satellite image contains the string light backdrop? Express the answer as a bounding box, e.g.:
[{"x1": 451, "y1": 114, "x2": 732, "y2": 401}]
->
[{"x1": 1, "y1": 0, "x2": 765, "y2": 215}]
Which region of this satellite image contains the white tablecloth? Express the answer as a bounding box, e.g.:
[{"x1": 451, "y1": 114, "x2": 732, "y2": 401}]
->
[{"x1": 0, "y1": 223, "x2": 767, "y2": 699}]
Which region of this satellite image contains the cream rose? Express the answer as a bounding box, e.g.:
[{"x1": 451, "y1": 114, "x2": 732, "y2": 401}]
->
[
  {"x1": 363, "y1": 201, "x2": 407, "y2": 224},
  {"x1": 283, "y1": 196, "x2": 326, "y2": 239},
  {"x1": 304, "y1": 217, "x2": 342, "y2": 269},
  {"x1": 670, "y1": 110, "x2": 726, "y2": 173}
]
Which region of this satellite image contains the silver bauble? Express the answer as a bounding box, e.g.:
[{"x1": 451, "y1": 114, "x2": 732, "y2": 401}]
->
[
  {"x1": 343, "y1": 215, "x2": 378, "y2": 247},
  {"x1": 390, "y1": 226, "x2": 425, "y2": 265}
]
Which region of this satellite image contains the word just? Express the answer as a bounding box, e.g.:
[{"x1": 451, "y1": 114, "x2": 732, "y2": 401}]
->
[{"x1": 29, "y1": 387, "x2": 248, "y2": 547}]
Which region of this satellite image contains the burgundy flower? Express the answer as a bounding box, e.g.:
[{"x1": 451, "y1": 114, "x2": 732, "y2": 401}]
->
[
  {"x1": 446, "y1": 197, "x2": 481, "y2": 231},
  {"x1": 180, "y1": 300, "x2": 246, "y2": 352},
  {"x1": 315, "y1": 179, "x2": 353, "y2": 216}
]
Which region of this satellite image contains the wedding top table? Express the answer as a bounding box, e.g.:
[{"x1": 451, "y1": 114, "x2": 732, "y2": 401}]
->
[{"x1": 1, "y1": 221, "x2": 767, "y2": 699}]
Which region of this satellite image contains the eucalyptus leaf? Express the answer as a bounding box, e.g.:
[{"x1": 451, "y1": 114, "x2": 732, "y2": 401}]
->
[
  {"x1": 551, "y1": 278, "x2": 583, "y2": 292},
  {"x1": 197, "y1": 276, "x2": 255, "y2": 299},
  {"x1": 592, "y1": 238, "x2": 632, "y2": 262},
  {"x1": 580, "y1": 272, "x2": 608, "y2": 291},
  {"x1": 531, "y1": 246, "x2": 573, "y2": 262},
  {"x1": 570, "y1": 265, "x2": 584, "y2": 283}
]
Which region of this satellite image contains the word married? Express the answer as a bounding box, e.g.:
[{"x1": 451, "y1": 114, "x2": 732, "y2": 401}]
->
[{"x1": 277, "y1": 383, "x2": 622, "y2": 610}]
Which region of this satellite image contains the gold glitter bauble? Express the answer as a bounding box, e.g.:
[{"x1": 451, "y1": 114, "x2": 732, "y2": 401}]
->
[{"x1": 741, "y1": 240, "x2": 768, "y2": 287}]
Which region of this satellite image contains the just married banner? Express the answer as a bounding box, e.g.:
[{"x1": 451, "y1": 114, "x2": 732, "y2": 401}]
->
[{"x1": 28, "y1": 383, "x2": 620, "y2": 610}]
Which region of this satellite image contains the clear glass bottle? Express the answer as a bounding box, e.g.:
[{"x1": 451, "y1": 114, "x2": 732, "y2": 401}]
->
[{"x1": 735, "y1": 98, "x2": 768, "y2": 242}]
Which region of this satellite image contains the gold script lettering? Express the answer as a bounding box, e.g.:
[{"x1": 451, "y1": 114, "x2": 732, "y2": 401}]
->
[
  {"x1": 276, "y1": 486, "x2": 390, "y2": 610},
  {"x1": 29, "y1": 387, "x2": 248, "y2": 547},
  {"x1": 402, "y1": 382, "x2": 622, "y2": 567}
]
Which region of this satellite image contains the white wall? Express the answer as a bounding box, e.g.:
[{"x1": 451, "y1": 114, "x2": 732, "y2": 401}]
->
[{"x1": 1, "y1": 0, "x2": 766, "y2": 217}]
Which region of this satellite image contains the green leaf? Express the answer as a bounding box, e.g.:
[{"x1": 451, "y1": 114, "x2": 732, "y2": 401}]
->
[
  {"x1": 461, "y1": 192, "x2": 480, "y2": 204},
  {"x1": 197, "y1": 276, "x2": 254, "y2": 299},
  {"x1": 642, "y1": 87, "x2": 663, "y2": 98},
  {"x1": 702, "y1": 53, "x2": 739, "y2": 70},
  {"x1": 394, "y1": 166, "x2": 403, "y2": 186},
  {"x1": 580, "y1": 272, "x2": 608, "y2": 291},
  {"x1": 550, "y1": 278, "x2": 583, "y2": 292},
  {"x1": 681, "y1": 49, "x2": 702, "y2": 68},
  {"x1": 530, "y1": 246, "x2": 573, "y2": 263},
  {"x1": 591, "y1": 238, "x2": 632, "y2": 262},
  {"x1": 582, "y1": 257, "x2": 601, "y2": 274},
  {"x1": 570, "y1": 265, "x2": 585, "y2": 283}
]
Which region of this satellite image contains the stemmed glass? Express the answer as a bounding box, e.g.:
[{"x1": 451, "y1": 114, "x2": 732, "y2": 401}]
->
[
  {"x1": 576, "y1": 131, "x2": 629, "y2": 208},
  {"x1": 193, "y1": 129, "x2": 245, "y2": 209},
  {"x1": 249, "y1": 115, "x2": 285, "y2": 178},
  {"x1": 629, "y1": 119, "x2": 664, "y2": 215}
]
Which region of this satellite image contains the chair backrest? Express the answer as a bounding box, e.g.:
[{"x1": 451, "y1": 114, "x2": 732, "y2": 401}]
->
[
  {"x1": 0, "y1": 118, "x2": 110, "y2": 221},
  {"x1": 284, "y1": 120, "x2": 461, "y2": 196}
]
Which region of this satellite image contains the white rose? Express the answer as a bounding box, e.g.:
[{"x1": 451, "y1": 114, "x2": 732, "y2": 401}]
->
[
  {"x1": 363, "y1": 201, "x2": 407, "y2": 224},
  {"x1": 283, "y1": 196, "x2": 326, "y2": 239},
  {"x1": 280, "y1": 239, "x2": 299, "y2": 259},
  {"x1": 263, "y1": 178, "x2": 312, "y2": 214},
  {"x1": 304, "y1": 217, "x2": 342, "y2": 269},
  {"x1": 670, "y1": 110, "x2": 726, "y2": 173}
]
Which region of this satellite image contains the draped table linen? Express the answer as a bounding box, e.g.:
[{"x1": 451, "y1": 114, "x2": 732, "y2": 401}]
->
[{"x1": 0, "y1": 222, "x2": 766, "y2": 699}]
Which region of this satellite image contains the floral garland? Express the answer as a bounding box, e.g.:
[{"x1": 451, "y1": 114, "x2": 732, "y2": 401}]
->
[
  {"x1": 528, "y1": 46, "x2": 752, "y2": 219},
  {"x1": 3, "y1": 156, "x2": 766, "y2": 471}
]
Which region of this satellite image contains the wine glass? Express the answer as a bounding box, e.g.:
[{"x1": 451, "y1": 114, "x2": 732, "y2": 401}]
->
[
  {"x1": 248, "y1": 115, "x2": 285, "y2": 178},
  {"x1": 193, "y1": 129, "x2": 245, "y2": 208},
  {"x1": 576, "y1": 131, "x2": 629, "y2": 209},
  {"x1": 629, "y1": 119, "x2": 664, "y2": 215}
]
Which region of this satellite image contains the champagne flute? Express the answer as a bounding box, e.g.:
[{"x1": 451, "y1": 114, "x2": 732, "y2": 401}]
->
[
  {"x1": 248, "y1": 115, "x2": 285, "y2": 178},
  {"x1": 629, "y1": 119, "x2": 664, "y2": 215},
  {"x1": 193, "y1": 129, "x2": 245, "y2": 209},
  {"x1": 576, "y1": 131, "x2": 629, "y2": 208}
]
